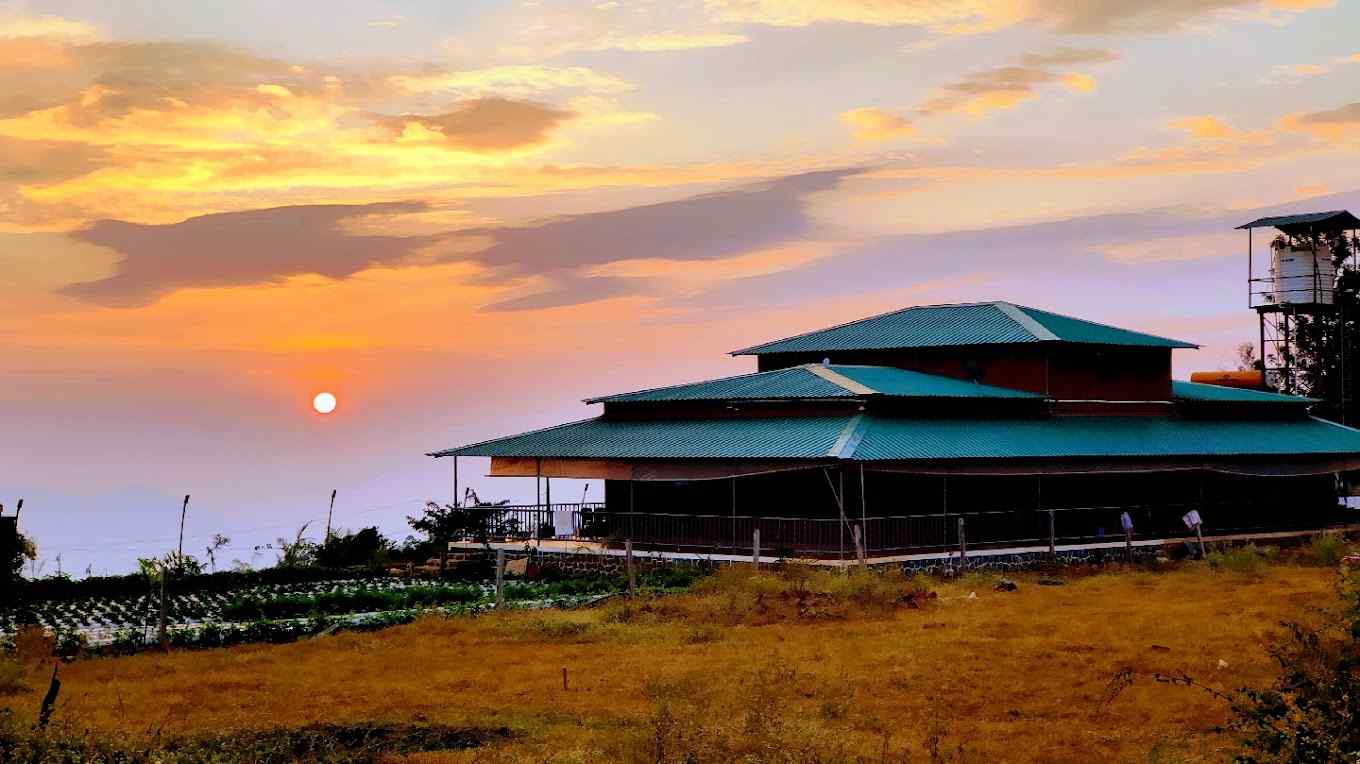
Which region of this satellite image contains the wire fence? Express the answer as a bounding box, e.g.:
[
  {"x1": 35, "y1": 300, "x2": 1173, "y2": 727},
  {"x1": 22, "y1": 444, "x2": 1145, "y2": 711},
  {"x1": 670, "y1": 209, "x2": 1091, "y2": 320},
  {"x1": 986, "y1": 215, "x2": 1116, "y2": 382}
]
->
[{"x1": 465, "y1": 500, "x2": 1326, "y2": 557}]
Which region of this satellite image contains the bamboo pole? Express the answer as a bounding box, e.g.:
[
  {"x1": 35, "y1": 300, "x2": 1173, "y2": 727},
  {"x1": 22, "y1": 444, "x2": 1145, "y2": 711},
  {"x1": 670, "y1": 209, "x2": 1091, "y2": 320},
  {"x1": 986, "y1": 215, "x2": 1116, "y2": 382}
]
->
[
  {"x1": 325, "y1": 489, "x2": 337, "y2": 545},
  {"x1": 177, "y1": 495, "x2": 190, "y2": 560}
]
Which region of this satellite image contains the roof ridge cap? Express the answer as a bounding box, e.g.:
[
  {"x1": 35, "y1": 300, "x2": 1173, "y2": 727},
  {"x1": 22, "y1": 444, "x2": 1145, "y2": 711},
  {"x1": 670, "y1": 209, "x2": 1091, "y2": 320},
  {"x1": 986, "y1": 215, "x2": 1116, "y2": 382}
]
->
[
  {"x1": 806, "y1": 363, "x2": 877, "y2": 395},
  {"x1": 994, "y1": 301, "x2": 1059, "y2": 342},
  {"x1": 1017, "y1": 303, "x2": 1200, "y2": 348},
  {"x1": 729, "y1": 300, "x2": 1001, "y2": 355},
  {"x1": 583, "y1": 366, "x2": 790, "y2": 404}
]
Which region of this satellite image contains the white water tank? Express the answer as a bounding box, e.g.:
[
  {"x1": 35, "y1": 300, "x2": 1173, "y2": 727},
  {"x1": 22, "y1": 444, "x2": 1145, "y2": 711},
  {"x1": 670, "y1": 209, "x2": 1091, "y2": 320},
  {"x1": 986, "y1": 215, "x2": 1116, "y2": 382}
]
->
[{"x1": 1271, "y1": 242, "x2": 1335, "y2": 305}]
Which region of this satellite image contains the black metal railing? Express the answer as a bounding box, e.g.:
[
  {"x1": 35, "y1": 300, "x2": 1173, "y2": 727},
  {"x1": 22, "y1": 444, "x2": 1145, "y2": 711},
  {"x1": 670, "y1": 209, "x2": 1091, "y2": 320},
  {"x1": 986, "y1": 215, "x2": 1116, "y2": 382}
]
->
[{"x1": 453, "y1": 501, "x2": 1327, "y2": 558}]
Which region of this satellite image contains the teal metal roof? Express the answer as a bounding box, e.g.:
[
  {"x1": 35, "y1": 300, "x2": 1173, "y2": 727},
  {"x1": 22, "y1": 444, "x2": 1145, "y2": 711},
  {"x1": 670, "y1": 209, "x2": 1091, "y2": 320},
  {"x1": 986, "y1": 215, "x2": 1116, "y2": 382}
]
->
[
  {"x1": 432, "y1": 413, "x2": 1360, "y2": 461},
  {"x1": 827, "y1": 365, "x2": 1041, "y2": 398},
  {"x1": 1171, "y1": 380, "x2": 1316, "y2": 404},
  {"x1": 731, "y1": 301, "x2": 1197, "y2": 355},
  {"x1": 431, "y1": 415, "x2": 855, "y2": 459},
  {"x1": 586, "y1": 366, "x2": 851, "y2": 403},
  {"x1": 587, "y1": 364, "x2": 1043, "y2": 404},
  {"x1": 852, "y1": 416, "x2": 1360, "y2": 461}
]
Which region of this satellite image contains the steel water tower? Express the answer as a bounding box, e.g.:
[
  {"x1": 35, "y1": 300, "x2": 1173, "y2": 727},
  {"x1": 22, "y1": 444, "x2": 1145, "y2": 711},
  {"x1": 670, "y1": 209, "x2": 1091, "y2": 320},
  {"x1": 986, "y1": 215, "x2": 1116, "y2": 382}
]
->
[{"x1": 1240, "y1": 210, "x2": 1360, "y2": 400}]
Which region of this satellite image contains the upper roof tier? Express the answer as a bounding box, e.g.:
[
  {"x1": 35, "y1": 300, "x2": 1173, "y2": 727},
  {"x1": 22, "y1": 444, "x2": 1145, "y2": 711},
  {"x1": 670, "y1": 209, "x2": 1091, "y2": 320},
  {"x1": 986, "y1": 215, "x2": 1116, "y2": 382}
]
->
[
  {"x1": 730, "y1": 301, "x2": 1198, "y2": 356},
  {"x1": 586, "y1": 363, "x2": 1043, "y2": 404}
]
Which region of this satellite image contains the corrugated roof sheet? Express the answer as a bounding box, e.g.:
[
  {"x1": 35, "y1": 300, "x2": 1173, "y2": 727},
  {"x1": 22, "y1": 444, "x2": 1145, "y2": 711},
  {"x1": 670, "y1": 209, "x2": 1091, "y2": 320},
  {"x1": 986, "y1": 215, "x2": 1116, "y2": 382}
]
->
[
  {"x1": 731, "y1": 301, "x2": 1196, "y2": 355},
  {"x1": 431, "y1": 415, "x2": 853, "y2": 459},
  {"x1": 1013, "y1": 306, "x2": 1197, "y2": 348},
  {"x1": 432, "y1": 413, "x2": 1360, "y2": 461},
  {"x1": 587, "y1": 364, "x2": 1043, "y2": 403},
  {"x1": 1236, "y1": 210, "x2": 1360, "y2": 232},
  {"x1": 828, "y1": 365, "x2": 1042, "y2": 398},
  {"x1": 850, "y1": 416, "x2": 1360, "y2": 460},
  {"x1": 1171, "y1": 380, "x2": 1316, "y2": 404},
  {"x1": 586, "y1": 366, "x2": 852, "y2": 403}
]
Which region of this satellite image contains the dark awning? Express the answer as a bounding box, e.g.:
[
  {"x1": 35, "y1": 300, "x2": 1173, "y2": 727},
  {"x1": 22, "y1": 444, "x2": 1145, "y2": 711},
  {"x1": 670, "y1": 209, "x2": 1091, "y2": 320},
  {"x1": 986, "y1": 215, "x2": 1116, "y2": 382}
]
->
[{"x1": 1236, "y1": 210, "x2": 1360, "y2": 235}]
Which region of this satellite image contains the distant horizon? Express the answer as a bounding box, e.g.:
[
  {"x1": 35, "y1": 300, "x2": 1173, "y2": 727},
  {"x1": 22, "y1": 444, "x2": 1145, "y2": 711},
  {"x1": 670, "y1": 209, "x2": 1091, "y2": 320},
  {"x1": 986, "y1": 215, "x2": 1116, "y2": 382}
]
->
[{"x1": 3, "y1": 0, "x2": 1359, "y2": 576}]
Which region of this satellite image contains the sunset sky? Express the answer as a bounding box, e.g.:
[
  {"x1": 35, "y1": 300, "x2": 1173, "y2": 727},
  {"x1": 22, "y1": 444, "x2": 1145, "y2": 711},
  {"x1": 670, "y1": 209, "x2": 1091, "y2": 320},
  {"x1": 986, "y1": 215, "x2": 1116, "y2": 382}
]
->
[{"x1": 3, "y1": 0, "x2": 1359, "y2": 575}]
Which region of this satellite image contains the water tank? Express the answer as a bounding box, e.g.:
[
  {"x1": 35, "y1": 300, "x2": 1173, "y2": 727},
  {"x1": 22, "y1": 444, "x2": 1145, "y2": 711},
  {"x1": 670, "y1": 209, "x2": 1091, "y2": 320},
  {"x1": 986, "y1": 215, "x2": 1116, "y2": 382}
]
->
[
  {"x1": 1271, "y1": 242, "x2": 1335, "y2": 305},
  {"x1": 1189, "y1": 370, "x2": 1264, "y2": 389}
]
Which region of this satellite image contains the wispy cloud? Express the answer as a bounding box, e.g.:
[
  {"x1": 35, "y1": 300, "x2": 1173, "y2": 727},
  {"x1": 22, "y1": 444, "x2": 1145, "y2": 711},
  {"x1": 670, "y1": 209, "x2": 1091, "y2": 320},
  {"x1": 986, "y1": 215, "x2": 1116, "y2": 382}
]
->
[
  {"x1": 388, "y1": 65, "x2": 633, "y2": 97},
  {"x1": 703, "y1": 0, "x2": 1328, "y2": 34},
  {"x1": 915, "y1": 48, "x2": 1117, "y2": 118},
  {"x1": 63, "y1": 202, "x2": 436, "y2": 306}
]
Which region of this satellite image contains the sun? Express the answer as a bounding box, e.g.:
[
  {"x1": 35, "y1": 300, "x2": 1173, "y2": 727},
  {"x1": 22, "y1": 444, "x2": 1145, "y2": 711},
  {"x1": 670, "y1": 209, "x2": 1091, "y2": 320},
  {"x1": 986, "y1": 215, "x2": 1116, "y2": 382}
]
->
[{"x1": 312, "y1": 391, "x2": 337, "y2": 414}]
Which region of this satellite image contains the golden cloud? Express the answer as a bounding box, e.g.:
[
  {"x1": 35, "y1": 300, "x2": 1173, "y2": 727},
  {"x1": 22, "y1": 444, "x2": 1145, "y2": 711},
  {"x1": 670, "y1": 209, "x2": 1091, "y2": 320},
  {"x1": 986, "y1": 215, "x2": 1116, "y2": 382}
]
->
[
  {"x1": 569, "y1": 31, "x2": 749, "y2": 52},
  {"x1": 0, "y1": 13, "x2": 101, "y2": 41},
  {"x1": 370, "y1": 98, "x2": 574, "y2": 151},
  {"x1": 916, "y1": 48, "x2": 1116, "y2": 118},
  {"x1": 838, "y1": 107, "x2": 914, "y2": 141},
  {"x1": 388, "y1": 66, "x2": 633, "y2": 98},
  {"x1": 1280, "y1": 102, "x2": 1360, "y2": 143}
]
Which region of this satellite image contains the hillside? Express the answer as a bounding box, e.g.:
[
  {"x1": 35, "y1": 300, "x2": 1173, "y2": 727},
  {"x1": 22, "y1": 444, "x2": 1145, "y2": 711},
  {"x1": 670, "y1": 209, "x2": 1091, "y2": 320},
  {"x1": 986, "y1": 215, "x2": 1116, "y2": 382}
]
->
[{"x1": 0, "y1": 562, "x2": 1340, "y2": 763}]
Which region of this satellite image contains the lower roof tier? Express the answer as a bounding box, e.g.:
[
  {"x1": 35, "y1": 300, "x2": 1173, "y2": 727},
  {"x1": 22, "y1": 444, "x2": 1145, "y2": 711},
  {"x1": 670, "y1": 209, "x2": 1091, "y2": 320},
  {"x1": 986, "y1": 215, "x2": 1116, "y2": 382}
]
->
[{"x1": 432, "y1": 413, "x2": 1360, "y2": 463}]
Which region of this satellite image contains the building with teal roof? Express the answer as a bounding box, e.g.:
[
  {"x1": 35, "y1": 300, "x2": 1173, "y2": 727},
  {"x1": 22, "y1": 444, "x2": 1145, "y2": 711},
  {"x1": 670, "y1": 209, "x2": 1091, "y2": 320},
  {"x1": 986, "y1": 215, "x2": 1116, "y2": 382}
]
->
[{"x1": 431, "y1": 302, "x2": 1360, "y2": 560}]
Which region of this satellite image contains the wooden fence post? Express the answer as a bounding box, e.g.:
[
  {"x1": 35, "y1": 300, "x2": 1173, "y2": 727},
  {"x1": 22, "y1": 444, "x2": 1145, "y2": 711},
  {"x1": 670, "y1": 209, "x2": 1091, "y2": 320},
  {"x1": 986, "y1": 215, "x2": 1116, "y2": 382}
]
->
[
  {"x1": 157, "y1": 565, "x2": 168, "y2": 650},
  {"x1": 626, "y1": 539, "x2": 636, "y2": 595},
  {"x1": 957, "y1": 517, "x2": 967, "y2": 568},
  {"x1": 495, "y1": 550, "x2": 505, "y2": 608},
  {"x1": 752, "y1": 528, "x2": 761, "y2": 569},
  {"x1": 851, "y1": 524, "x2": 866, "y2": 568},
  {"x1": 1047, "y1": 509, "x2": 1056, "y2": 557}
]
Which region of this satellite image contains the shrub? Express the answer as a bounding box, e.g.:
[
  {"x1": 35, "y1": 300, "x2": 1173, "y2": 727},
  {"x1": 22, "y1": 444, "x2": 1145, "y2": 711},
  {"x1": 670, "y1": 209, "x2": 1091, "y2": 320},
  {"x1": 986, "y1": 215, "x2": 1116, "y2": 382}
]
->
[
  {"x1": 1206, "y1": 544, "x2": 1276, "y2": 576},
  {"x1": 1306, "y1": 533, "x2": 1349, "y2": 567},
  {"x1": 0, "y1": 653, "x2": 25, "y2": 696},
  {"x1": 1230, "y1": 572, "x2": 1360, "y2": 763},
  {"x1": 11, "y1": 625, "x2": 52, "y2": 665}
]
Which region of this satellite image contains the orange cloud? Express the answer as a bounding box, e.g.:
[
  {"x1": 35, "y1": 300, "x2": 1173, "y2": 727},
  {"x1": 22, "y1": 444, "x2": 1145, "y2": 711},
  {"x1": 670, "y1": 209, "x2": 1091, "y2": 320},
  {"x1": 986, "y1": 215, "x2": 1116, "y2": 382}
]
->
[
  {"x1": 370, "y1": 98, "x2": 574, "y2": 151},
  {"x1": 1280, "y1": 102, "x2": 1360, "y2": 143},
  {"x1": 916, "y1": 48, "x2": 1116, "y2": 118},
  {"x1": 838, "y1": 107, "x2": 914, "y2": 141}
]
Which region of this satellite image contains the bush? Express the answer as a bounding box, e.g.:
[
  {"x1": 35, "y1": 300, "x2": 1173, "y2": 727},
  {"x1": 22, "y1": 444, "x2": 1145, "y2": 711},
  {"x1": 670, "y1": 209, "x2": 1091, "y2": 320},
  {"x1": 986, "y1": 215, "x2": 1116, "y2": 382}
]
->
[
  {"x1": 11, "y1": 625, "x2": 52, "y2": 665},
  {"x1": 1230, "y1": 572, "x2": 1360, "y2": 763},
  {"x1": 1306, "y1": 533, "x2": 1349, "y2": 567},
  {"x1": 221, "y1": 584, "x2": 483, "y2": 621},
  {"x1": 1206, "y1": 544, "x2": 1276, "y2": 575},
  {"x1": 0, "y1": 654, "x2": 25, "y2": 696}
]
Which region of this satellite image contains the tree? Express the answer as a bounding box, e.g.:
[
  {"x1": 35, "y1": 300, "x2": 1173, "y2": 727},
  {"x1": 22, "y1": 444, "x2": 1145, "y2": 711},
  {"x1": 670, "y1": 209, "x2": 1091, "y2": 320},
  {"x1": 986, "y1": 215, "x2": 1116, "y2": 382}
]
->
[
  {"x1": 1274, "y1": 231, "x2": 1360, "y2": 424},
  {"x1": 315, "y1": 526, "x2": 391, "y2": 568},
  {"x1": 203, "y1": 534, "x2": 230, "y2": 573},
  {"x1": 274, "y1": 523, "x2": 317, "y2": 569},
  {"x1": 407, "y1": 501, "x2": 513, "y2": 575},
  {"x1": 1235, "y1": 342, "x2": 1260, "y2": 372},
  {"x1": 407, "y1": 501, "x2": 509, "y2": 546},
  {"x1": 1, "y1": 520, "x2": 36, "y2": 599}
]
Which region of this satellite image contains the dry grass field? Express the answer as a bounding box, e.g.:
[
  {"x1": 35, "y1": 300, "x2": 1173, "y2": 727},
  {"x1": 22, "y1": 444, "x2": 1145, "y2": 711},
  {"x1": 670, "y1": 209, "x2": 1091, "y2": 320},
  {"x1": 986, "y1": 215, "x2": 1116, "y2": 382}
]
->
[{"x1": 0, "y1": 559, "x2": 1344, "y2": 763}]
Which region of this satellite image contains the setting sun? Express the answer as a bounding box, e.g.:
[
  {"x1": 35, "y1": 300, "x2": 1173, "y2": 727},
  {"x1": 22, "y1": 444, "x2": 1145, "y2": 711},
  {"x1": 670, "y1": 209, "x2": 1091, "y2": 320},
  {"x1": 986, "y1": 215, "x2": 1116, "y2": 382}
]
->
[{"x1": 312, "y1": 391, "x2": 337, "y2": 414}]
